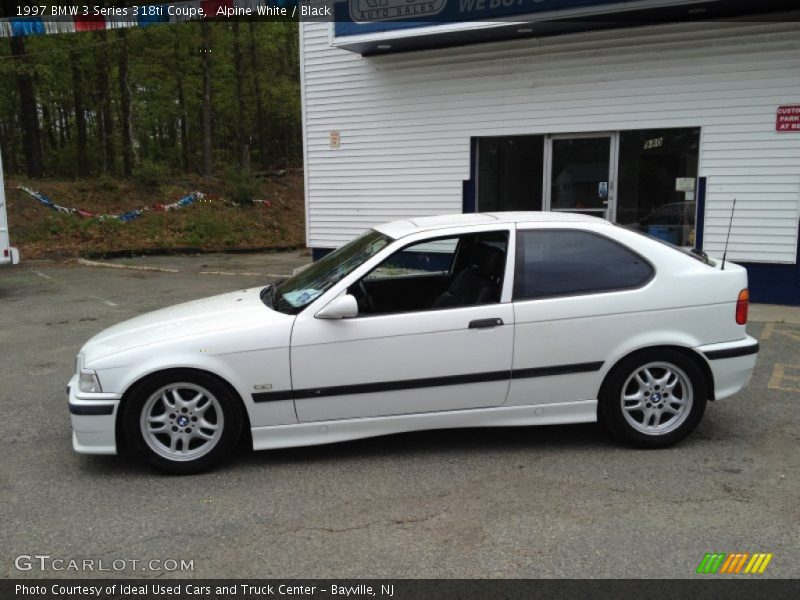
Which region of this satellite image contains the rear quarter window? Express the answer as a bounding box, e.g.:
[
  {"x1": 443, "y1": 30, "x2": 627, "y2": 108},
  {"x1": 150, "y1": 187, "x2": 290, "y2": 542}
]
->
[{"x1": 513, "y1": 229, "x2": 654, "y2": 301}]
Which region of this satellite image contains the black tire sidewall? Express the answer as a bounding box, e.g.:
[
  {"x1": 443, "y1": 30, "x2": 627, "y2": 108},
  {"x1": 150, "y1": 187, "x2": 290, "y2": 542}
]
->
[
  {"x1": 121, "y1": 370, "x2": 243, "y2": 474},
  {"x1": 601, "y1": 349, "x2": 707, "y2": 448}
]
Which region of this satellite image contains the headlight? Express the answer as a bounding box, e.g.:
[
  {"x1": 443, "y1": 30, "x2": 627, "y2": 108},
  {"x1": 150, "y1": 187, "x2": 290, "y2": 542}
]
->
[
  {"x1": 78, "y1": 370, "x2": 102, "y2": 393},
  {"x1": 76, "y1": 353, "x2": 102, "y2": 393}
]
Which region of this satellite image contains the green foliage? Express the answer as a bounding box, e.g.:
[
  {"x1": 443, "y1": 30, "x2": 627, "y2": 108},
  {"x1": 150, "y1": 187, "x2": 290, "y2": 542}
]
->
[
  {"x1": 0, "y1": 21, "x2": 302, "y2": 178},
  {"x1": 180, "y1": 211, "x2": 235, "y2": 247},
  {"x1": 226, "y1": 167, "x2": 260, "y2": 205},
  {"x1": 134, "y1": 160, "x2": 169, "y2": 189}
]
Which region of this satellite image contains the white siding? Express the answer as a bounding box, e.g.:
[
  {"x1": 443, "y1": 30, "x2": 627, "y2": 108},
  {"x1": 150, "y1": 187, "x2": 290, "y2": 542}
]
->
[{"x1": 300, "y1": 21, "x2": 800, "y2": 263}]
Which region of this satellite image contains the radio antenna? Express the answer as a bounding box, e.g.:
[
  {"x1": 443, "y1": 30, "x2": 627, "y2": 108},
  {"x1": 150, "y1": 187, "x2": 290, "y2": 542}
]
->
[{"x1": 721, "y1": 198, "x2": 736, "y2": 271}]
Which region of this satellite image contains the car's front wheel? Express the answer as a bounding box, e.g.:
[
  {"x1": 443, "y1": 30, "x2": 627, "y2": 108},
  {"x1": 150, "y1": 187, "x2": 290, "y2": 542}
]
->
[
  {"x1": 122, "y1": 370, "x2": 243, "y2": 474},
  {"x1": 600, "y1": 349, "x2": 707, "y2": 448}
]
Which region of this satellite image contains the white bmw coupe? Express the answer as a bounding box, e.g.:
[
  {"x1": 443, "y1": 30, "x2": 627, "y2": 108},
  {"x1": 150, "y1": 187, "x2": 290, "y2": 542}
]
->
[{"x1": 68, "y1": 212, "x2": 758, "y2": 473}]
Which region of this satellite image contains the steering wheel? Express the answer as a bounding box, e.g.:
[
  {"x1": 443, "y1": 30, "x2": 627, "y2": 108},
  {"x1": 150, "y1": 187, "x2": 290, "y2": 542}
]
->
[{"x1": 358, "y1": 280, "x2": 377, "y2": 313}]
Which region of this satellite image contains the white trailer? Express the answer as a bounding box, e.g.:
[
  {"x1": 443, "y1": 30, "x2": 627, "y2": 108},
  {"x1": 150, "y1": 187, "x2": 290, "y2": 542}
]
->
[{"x1": 0, "y1": 150, "x2": 20, "y2": 265}]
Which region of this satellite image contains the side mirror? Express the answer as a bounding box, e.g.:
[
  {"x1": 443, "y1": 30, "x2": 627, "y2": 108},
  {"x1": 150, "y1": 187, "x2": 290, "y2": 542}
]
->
[{"x1": 315, "y1": 294, "x2": 359, "y2": 319}]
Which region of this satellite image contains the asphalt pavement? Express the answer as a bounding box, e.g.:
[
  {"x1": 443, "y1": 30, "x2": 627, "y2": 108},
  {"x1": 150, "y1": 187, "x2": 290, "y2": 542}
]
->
[{"x1": 0, "y1": 253, "x2": 798, "y2": 579}]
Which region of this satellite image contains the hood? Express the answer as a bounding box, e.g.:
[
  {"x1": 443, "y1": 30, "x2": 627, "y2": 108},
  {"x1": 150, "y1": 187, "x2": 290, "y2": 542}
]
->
[{"x1": 81, "y1": 286, "x2": 290, "y2": 363}]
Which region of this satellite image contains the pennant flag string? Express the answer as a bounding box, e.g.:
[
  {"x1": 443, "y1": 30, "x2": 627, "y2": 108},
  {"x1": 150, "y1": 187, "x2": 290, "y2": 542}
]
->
[{"x1": 17, "y1": 186, "x2": 207, "y2": 222}]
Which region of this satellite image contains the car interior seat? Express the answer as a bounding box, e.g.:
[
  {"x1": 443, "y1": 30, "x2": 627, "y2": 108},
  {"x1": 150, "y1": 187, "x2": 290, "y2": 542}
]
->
[{"x1": 432, "y1": 242, "x2": 505, "y2": 308}]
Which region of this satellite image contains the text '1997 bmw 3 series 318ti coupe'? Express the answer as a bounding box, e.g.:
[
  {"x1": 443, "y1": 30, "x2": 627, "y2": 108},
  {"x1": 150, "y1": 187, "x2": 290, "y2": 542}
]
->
[{"x1": 68, "y1": 212, "x2": 758, "y2": 473}]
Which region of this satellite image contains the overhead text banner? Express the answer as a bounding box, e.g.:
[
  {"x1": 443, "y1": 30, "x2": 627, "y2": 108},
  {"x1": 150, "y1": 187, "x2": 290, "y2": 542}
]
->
[{"x1": 0, "y1": 1, "x2": 337, "y2": 37}]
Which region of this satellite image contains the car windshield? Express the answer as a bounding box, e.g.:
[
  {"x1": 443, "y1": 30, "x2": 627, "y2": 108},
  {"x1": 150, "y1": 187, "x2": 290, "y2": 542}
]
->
[{"x1": 269, "y1": 230, "x2": 391, "y2": 314}]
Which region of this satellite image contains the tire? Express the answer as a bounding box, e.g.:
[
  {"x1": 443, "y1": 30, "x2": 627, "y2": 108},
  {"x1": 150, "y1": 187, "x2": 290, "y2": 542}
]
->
[
  {"x1": 122, "y1": 370, "x2": 244, "y2": 474},
  {"x1": 599, "y1": 349, "x2": 707, "y2": 448}
]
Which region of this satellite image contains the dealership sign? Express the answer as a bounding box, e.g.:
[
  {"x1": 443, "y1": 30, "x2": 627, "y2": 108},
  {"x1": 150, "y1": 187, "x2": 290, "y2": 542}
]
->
[
  {"x1": 333, "y1": 0, "x2": 720, "y2": 38},
  {"x1": 776, "y1": 105, "x2": 800, "y2": 132}
]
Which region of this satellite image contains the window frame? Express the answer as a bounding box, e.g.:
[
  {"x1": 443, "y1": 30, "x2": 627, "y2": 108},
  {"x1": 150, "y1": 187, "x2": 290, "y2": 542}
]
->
[{"x1": 511, "y1": 227, "x2": 656, "y2": 303}]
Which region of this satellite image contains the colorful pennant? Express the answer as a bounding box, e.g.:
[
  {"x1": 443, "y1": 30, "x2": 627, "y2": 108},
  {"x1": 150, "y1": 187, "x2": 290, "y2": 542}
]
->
[{"x1": 17, "y1": 186, "x2": 207, "y2": 222}]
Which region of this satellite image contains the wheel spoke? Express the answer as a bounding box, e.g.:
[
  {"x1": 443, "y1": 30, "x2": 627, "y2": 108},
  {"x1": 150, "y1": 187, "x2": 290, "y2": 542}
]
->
[
  {"x1": 624, "y1": 389, "x2": 644, "y2": 401},
  {"x1": 198, "y1": 418, "x2": 219, "y2": 432},
  {"x1": 186, "y1": 392, "x2": 204, "y2": 410},
  {"x1": 161, "y1": 392, "x2": 175, "y2": 410},
  {"x1": 664, "y1": 372, "x2": 679, "y2": 393},
  {"x1": 195, "y1": 397, "x2": 212, "y2": 415},
  {"x1": 171, "y1": 388, "x2": 185, "y2": 408},
  {"x1": 623, "y1": 400, "x2": 643, "y2": 412},
  {"x1": 194, "y1": 429, "x2": 215, "y2": 441},
  {"x1": 147, "y1": 420, "x2": 167, "y2": 433}
]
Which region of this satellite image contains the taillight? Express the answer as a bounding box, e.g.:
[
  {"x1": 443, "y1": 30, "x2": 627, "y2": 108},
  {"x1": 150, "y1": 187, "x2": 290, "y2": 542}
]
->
[
  {"x1": 736, "y1": 289, "x2": 749, "y2": 325},
  {"x1": 2, "y1": 249, "x2": 7, "y2": 258}
]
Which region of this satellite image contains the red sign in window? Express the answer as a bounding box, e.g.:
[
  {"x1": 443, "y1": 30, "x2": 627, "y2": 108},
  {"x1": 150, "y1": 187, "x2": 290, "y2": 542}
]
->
[{"x1": 776, "y1": 105, "x2": 800, "y2": 132}]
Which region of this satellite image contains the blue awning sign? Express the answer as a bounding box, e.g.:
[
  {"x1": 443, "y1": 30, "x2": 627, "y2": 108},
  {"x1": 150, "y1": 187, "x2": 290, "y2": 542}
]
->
[{"x1": 349, "y1": 0, "x2": 447, "y2": 22}]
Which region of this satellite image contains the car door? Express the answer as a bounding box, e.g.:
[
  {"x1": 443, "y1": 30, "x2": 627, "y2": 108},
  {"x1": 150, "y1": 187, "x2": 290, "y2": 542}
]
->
[
  {"x1": 290, "y1": 228, "x2": 516, "y2": 422},
  {"x1": 507, "y1": 225, "x2": 656, "y2": 407}
]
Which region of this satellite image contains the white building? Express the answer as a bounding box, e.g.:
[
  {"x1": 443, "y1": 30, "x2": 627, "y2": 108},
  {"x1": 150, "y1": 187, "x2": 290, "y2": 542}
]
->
[{"x1": 300, "y1": 0, "x2": 800, "y2": 304}]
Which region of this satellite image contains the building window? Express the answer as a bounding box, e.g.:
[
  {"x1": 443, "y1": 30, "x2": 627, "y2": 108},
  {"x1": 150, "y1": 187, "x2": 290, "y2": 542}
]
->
[
  {"x1": 616, "y1": 128, "x2": 700, "y2": 247},
  {"x1": 477, "y1": 136, "x2": 544, "y2": 212}
]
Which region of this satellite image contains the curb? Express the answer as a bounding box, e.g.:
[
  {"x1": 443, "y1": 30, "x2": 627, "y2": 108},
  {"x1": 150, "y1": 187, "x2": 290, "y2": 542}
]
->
[{"x1": 76, "y1": 258, "x2": 180, "y2": 273}]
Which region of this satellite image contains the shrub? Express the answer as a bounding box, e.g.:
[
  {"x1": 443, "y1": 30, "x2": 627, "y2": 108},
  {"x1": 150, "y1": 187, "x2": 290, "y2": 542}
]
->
[
  {"x1": 227, "y1": 168, "x2": 260, "y2": 205},
  {"x1": 134, "y1": 160, "x2": 169, "y2": 189}
]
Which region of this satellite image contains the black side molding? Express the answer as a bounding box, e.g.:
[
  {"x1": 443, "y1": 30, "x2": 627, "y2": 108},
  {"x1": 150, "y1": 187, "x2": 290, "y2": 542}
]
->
[
  {"x1": 512, "y1": 361, "x2": 604, "y2": 379},
  {"x1": 252, "y1": 389, "x2": 295, "y2": 403},
  {"x1": 252, "y1": 360, "x2": 604, "y2": 403},
  {"x1": 704, "y1": 343, "x2": 759, "y2": 360},
  {"x1": 69, "y1": 402, "x2": 114, "y2": 416}
]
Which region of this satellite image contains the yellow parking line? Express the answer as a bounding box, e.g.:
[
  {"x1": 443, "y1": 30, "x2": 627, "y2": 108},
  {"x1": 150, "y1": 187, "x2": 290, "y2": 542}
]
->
[{"x1": 769, "y1": 363, "x2": 800, "y2": 392}]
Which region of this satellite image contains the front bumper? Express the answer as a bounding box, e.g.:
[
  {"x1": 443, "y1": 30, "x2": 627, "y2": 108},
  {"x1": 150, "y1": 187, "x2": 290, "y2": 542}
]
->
[
  {"x1": 67, "y1": 374, "x2": 120, "y2": 455},
  {"x1": 698, "y1": 336, "x2": 759, "y2": 401}
]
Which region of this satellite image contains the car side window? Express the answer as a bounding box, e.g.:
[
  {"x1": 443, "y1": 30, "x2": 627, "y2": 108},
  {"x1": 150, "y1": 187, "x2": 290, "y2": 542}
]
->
[
  {"x1": 366, "y1": 238, "x2": 458, "y2": 281},
  {"x1": 513, "y1": 229, "x2": 653, "y2": 301},
  {"x1": 352, "y1": 231, "x2": 509, "y2": 316}
]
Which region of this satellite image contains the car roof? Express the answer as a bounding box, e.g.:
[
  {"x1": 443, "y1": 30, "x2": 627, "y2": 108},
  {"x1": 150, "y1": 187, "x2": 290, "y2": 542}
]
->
[{"x1": 375, "y1": 211, "x2": 610, "y2": 239}]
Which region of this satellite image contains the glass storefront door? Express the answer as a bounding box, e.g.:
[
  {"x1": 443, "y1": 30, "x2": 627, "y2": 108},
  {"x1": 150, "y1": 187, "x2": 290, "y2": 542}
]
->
[
  {"x1": 474, "y1": 127, "x2": 700, "y2": 246},
  {"x1": 545, "y1": 134, "x2": 617, "y2": 219}
]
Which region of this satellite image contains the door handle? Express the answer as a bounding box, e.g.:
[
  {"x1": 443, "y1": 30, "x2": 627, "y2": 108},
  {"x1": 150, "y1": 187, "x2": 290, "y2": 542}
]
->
[{"x1": 469, "y1": 318, "x2": 503, "y2": 329}]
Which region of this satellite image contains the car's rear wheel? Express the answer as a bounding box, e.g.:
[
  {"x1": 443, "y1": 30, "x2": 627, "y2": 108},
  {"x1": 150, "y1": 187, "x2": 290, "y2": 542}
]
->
[
  {"x1": 600, "y1": 349, "x2": 707, "y2": 448},
  {"x1": 122, "y1": 370, "x2": 243, "y2": 474}
]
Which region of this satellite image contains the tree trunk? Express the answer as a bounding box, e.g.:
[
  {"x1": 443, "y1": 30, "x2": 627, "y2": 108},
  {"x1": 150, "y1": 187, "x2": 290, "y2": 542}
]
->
[
  {"x1": 41, "y1": 101, "x2": 57, "y2": 155},
  {"x1": 96, "y1": 30, "x2": 115, "y2": 173},
  {"x1": 117, "y1": 28, "x2": 134, "y2": 177},
  {"x1": 249, "y1": 21, "x2": 267, "y2": 168},
  {"x1": 173, "y1": 30, "x2": 190, "y2": 172},
  {"x1": 233, "y1": 21, "x2": 247, "y2": 167},
  {"x1": 70, "y1": 48, "x2": 89, "y2": 177},
  {"x1": 10, "y1": 36, "x2": 43, "y2": 178},
  {"x1": 201, "y1": 20, "x2": 212, "y2": 178}
]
